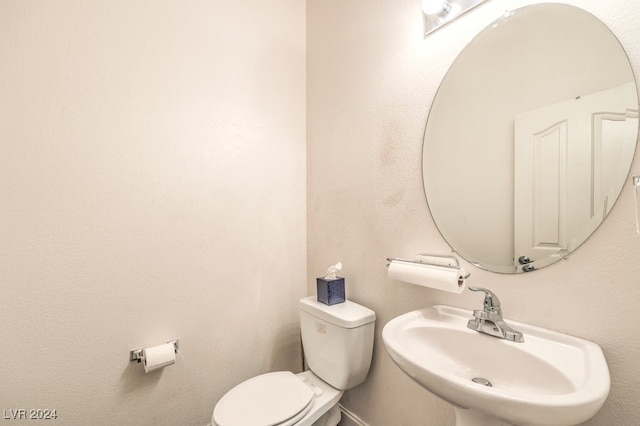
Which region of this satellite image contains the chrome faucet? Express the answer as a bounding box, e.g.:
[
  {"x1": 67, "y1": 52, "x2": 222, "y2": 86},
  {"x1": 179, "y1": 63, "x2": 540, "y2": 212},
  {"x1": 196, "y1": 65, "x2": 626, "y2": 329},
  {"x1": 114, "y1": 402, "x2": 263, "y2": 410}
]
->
[{"x1": 467, "y1": 287, "x2": 524, "y2": 343}]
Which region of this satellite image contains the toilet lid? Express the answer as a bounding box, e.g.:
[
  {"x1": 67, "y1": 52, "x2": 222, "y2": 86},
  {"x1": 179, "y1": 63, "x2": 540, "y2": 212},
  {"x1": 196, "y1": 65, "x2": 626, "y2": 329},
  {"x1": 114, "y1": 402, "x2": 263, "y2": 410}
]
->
[{"x1": 213, "y1": 371, "x2": 314, "y2": 426}]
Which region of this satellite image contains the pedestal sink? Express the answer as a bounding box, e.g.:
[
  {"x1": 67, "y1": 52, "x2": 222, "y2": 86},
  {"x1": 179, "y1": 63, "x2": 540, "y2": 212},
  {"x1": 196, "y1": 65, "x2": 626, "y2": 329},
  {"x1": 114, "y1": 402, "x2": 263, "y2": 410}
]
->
[{"x1": 382, "y1": 305, "x2": 610, "y2": 426}]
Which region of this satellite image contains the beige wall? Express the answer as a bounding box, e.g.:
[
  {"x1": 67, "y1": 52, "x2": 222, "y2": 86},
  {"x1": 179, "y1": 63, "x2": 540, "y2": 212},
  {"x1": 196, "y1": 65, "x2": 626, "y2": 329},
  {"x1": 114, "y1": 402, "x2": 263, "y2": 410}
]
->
[
  {"x1": 308, "y1": 0, "x2": 640, "y2": 425},
  {"x1": 0, "y1": 1, "x2": 305, "y2": 425}
]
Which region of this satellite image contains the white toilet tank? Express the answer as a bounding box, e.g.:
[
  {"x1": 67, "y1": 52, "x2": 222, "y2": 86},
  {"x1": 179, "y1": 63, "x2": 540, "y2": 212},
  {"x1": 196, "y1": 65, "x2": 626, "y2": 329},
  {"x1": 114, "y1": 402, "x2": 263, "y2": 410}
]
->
[{"x1": 299, "y1": 296, "x2": 376, "y2": 390}]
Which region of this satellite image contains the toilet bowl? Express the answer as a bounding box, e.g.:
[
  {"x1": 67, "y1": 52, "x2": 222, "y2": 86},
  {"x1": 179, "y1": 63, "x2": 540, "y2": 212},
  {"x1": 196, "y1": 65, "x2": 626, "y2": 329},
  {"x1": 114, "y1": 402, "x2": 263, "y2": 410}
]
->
[
  {"x1": 213, "y1": 370, "x2": 342, "y2": 426},
  {"x1": 212, "y1": 297, "x2": 376, "y2": 426}
]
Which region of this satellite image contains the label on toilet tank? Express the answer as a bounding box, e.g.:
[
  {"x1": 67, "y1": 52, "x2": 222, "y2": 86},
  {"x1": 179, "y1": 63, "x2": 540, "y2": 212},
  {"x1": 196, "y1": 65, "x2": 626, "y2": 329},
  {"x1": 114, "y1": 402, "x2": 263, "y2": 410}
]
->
[{"x1": 315, "y1": 322, "x2": 327, "y2": 334}]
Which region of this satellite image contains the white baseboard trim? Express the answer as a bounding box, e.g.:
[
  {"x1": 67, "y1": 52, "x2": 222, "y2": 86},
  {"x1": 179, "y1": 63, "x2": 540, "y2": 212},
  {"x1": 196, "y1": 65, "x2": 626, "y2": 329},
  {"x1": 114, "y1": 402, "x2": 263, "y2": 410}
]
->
[{"x1": 339, "y1": 403, "x2": 369, "y2": 426}]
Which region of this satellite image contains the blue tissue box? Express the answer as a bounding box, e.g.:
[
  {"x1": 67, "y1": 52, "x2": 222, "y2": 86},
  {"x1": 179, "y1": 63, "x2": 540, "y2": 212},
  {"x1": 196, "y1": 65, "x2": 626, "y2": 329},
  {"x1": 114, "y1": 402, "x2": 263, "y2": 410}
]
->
[{"x1": 316, "y1": 277, "x2": 345, "y2": 305}]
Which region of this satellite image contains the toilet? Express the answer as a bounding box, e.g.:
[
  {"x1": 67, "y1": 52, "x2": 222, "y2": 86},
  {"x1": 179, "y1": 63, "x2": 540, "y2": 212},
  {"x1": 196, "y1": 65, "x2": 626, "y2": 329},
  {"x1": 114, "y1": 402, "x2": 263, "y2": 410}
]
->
[{"x1": 212, "y1": 296, "x2": 376, "y2": 426}]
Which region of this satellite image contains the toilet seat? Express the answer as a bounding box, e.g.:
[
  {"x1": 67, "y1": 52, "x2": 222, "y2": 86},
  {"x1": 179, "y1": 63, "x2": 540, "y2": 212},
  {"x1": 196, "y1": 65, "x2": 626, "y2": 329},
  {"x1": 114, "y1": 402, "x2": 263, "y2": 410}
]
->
[{"x1": 213, "y1": 371, "x2": 315, "y2": 426}]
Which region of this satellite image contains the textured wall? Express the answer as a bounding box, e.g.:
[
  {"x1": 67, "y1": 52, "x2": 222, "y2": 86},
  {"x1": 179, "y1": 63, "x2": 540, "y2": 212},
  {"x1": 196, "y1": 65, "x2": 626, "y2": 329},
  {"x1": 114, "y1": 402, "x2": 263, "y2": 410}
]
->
[
  {"x1": 0, "y1": 1, "x2": 306, "y2": 425},
  {"x1": 307, "y1": 0, "x2": 640, "y2": 424}
]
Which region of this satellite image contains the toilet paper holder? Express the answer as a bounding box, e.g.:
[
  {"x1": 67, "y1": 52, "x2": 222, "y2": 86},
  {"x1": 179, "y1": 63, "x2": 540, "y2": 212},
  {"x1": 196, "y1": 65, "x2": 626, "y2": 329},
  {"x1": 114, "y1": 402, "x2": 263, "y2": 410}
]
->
[{"x1": 130, "y1": 340, "x2": 179, "y2": 363}]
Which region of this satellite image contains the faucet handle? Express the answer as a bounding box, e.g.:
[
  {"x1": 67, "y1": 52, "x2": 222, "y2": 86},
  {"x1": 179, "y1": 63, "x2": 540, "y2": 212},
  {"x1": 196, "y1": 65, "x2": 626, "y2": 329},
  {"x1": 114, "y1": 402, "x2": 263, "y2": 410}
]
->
[{"x1": 468, "y1": 286, "x2": 501, "y2": 313}]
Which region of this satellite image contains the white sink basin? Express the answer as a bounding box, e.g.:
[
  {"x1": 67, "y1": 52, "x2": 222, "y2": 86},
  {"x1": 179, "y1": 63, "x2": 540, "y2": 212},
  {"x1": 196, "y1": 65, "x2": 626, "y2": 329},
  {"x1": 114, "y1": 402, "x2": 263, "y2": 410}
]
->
[{"x1": 382, "y1": 305, "x2": 610, "y2": 426}]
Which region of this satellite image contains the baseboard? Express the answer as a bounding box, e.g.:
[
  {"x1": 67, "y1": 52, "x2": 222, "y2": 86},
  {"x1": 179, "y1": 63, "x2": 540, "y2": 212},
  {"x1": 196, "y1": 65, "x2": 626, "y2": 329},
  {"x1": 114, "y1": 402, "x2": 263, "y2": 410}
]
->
[{"x1": 339, "y1": 403, "x2": 369, "y2": 426}]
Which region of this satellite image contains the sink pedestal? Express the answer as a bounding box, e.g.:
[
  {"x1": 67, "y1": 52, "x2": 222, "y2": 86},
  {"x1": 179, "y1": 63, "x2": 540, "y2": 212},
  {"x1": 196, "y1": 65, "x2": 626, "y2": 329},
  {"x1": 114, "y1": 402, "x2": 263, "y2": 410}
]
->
[{"x1": 455, "y1": 408, "x2": 513, "y2": 426}]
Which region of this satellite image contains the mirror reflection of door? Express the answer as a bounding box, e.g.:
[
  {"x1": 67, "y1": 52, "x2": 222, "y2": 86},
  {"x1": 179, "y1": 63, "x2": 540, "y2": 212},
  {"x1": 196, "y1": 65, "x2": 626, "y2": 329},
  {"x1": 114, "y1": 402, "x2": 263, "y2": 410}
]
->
[
  {"x1": 514, "y1": 81, "x2": 638, "y2": 271},
  {"x1": 423, "y1": 4, "x2": 639, "y2": 273}
]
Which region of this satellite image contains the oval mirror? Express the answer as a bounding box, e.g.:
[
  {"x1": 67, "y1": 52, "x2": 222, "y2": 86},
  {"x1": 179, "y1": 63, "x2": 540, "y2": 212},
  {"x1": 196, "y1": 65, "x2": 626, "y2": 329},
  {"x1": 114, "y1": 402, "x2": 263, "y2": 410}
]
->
[{"x1": 423, "y1": 4, "x2": 639, "y2": 273}]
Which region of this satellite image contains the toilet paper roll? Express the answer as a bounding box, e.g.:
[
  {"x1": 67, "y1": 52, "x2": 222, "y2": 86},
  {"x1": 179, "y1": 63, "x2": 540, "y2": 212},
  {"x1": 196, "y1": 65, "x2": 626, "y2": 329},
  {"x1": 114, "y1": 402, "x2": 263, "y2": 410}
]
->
[
  {"x1": 143, "y1": 342, "x2": 176, "y2": 373},
  {"x1": 388, "y1": 260, "x2": 467, "y2": 294}
]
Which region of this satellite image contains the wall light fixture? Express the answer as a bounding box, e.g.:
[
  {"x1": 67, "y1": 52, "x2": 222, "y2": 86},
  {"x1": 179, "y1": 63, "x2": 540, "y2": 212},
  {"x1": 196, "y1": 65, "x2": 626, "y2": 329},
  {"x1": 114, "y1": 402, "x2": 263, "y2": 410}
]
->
[{"x1": 422, "y1": 0, "x2": 490, "y2": 37}]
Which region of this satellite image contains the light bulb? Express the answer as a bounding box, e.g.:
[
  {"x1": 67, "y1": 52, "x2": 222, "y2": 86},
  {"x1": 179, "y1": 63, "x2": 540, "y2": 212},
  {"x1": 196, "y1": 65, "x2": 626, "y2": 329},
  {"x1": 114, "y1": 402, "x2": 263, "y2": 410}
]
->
[{"x1": 422, "y1": 0, "x2": 449, "y2": 15}]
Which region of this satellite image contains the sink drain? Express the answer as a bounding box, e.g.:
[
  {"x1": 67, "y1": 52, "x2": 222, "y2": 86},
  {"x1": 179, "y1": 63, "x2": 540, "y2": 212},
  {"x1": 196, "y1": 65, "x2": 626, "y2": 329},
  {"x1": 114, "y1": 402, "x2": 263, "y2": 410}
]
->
[{"x1": 472, "y1": 377, "x2": 492, "y2": 387}]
